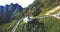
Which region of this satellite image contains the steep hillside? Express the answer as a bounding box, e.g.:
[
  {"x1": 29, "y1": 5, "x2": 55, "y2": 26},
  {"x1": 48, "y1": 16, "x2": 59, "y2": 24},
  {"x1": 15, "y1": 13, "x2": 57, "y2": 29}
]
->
[
  {"x1": 16, "y1": 0, "x2": 60, "y2": 32},
  {"x1": 0, "y1": 0, "x2": 60, "y2": 32},
  {"x1": 23, "y1": 0, "x2": 60, "y2": 17}
]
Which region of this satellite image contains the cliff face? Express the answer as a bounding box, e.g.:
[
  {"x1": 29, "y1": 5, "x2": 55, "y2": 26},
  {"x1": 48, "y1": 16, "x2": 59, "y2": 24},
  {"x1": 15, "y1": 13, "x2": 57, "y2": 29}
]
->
[{"x1": 0, "y1": 3, "x2": 23, "y2": 24}]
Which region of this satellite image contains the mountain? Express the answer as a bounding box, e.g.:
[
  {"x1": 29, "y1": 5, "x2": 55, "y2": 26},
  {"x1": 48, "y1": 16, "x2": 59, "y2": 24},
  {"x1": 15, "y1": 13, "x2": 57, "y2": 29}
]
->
[
  {"x1": 16, "y1": 0, "x2": 60, "y2": 32},
  {"x1": 0, "y1": 3, "x2": 23, "y2": 25},
  {"x1": 0, "y1": 0, "x2": 60, "y2": 32},
  {"x1": 23, "y1": 0, "x2": 60, "y2": 17}
]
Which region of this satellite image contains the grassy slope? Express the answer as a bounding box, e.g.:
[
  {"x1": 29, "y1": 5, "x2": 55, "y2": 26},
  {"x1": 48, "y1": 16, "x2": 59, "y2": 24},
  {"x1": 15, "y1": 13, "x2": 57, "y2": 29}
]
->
[
  {"x1": 16, "y1": 22, "x2": 26, "y2": 32},
  {"x1": 16, "y1": 17, "x2": 60, "y2": 32},
  {"x1": 0, "y1": 0, "x2": 60, "y2": 32},
  {"x1": 0, "y1": 18, "x2": 18, "y2": 32},
  {"x1": 28, "y1": 0, "x2": 60, "y2": 16},
  {"x1": 16, "y1": 0, "x2": 60, "y2": 32},
  {"x1": 38, "y1": 16, "x2": 60, "y2": 32}
]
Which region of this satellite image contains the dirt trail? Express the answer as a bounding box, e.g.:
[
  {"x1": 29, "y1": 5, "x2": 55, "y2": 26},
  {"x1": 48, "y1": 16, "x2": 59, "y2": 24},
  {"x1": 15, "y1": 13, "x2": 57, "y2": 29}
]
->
[
  {"x1": 45, "y1": 5, "x2": 60, "y2": 15},
  {"x1": 12, "y1": 19, "x2": 22, "y2": 32}
]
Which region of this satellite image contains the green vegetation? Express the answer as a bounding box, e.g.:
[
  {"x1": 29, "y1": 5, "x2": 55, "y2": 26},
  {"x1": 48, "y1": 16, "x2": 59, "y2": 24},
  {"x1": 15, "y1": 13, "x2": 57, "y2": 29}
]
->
[
  {"x1": 23, "y1": 0, "x2": 60, "y2": 16},
  {"x1": 0, "y1": 18, "x2": 18, "y2": 32},
  {"x1": 16, "y1": 16, "x2": 60, "y2": 32},
  {"x1": 0, "y1": 0, "x2": 60, "y2": 32},
  {"x1": 16, "y1": 0, "x2": 60, "y2": 32},
  {"x1": 0, "y1": 3, "x2": 23, "y2": 32},
  {"x1": 38, "y1": 16, "x2": 60, "y2": 32},
  {"x1": 16, "y1": 22, "x2": 26, "y2": 32}
]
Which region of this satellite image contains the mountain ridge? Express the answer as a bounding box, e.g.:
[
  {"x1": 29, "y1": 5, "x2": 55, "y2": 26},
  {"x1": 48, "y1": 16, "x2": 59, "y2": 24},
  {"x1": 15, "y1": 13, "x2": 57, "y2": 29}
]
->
[{"x1": 0, "y1": 3, "x2": 23, "y2": 25}]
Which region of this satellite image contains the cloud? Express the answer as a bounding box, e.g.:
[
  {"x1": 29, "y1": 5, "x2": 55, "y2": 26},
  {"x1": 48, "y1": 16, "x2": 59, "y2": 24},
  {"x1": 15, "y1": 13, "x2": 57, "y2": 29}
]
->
[{"x1": 0, "y1": 0, "x2": 34, "y2": 8}]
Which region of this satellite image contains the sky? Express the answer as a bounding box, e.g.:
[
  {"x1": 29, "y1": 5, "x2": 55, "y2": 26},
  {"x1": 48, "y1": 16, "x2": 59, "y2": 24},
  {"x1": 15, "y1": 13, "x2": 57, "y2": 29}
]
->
[{"x1": 0, "y1": 0, "x2": 34, "y2": 8}]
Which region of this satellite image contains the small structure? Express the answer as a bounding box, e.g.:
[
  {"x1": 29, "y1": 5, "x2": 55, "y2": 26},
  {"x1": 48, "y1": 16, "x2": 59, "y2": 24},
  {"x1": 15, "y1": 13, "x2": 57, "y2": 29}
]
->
[{"x1": 23, "y1": 16, "x2": 35, "y2": 23}]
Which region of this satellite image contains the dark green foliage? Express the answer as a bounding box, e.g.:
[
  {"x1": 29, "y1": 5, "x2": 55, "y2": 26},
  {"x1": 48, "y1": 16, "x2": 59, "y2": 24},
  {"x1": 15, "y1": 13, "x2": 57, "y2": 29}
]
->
[{"x1": 16, "y1": 19, "x2": 45, "y2": 32}]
